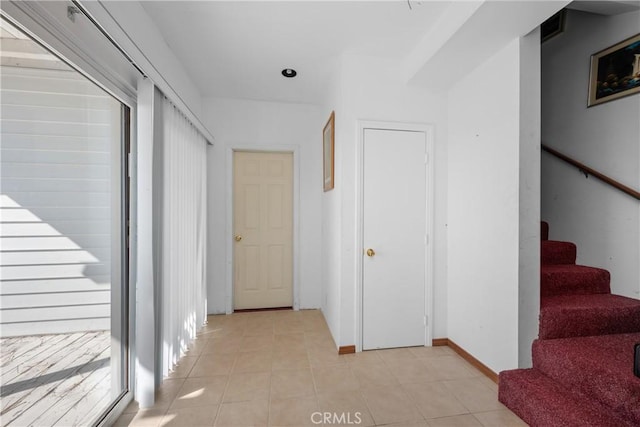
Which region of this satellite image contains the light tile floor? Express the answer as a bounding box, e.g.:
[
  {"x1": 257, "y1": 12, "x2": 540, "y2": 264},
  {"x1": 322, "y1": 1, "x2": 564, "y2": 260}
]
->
[{"x1": 114, "y1": 310, "x2": 527, "y2": 427}]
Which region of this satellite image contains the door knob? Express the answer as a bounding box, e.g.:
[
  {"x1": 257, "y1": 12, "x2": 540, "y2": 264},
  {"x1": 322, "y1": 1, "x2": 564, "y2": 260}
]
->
[
  {"x1": 235, "y1": 235, "x2": 242, "y2": 242},
  {"x1": 366, "y1": 248, "x2": 375, "y2": 257}
]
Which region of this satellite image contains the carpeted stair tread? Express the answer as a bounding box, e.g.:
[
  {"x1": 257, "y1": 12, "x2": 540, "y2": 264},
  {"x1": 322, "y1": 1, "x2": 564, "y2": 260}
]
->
[
  {"x1": 541, "y1": 240, "x2": 576, "y2": 265},
  {"x1": 541, "y1": 264, "x2": 610, "y2": 297},
  {"x1": 500, "y1": 222, "x2": 640, "y2": 425},
  {"x1": 541, "y1": 221, "x2": 549, "y2": 241},
  {"x1": 532, "y1": 333, "x2": 640, "y2": 424},
  {"x1": 539, "y1": 294, "x2": 640, "y2": 339},
  {"x1": 498, "y1": 368, "x2": 637, "y2": 427}
]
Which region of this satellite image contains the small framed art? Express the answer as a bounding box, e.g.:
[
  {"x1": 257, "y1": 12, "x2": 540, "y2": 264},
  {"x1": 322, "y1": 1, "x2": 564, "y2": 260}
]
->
[
  {"x1": 323, "y1": 111, "x2": 335, "y2": 192},
  {"x1": 588, "y1": 33, "x2": 640, "y2": 107}
]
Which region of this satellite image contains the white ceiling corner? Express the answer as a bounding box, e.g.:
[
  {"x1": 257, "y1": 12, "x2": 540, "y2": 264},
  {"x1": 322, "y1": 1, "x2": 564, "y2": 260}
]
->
[{"x1": 141, "y1": 0, "x2": 452, "y2": 104}]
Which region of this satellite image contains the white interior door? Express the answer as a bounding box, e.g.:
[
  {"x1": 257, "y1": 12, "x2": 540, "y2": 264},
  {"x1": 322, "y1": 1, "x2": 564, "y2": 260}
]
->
[
  {"x1": 233, "y1": 151, "x2": 293, "y2": 310},
  {"x1": 362, "y1": 128, "x2": 427, "y2": 350}
]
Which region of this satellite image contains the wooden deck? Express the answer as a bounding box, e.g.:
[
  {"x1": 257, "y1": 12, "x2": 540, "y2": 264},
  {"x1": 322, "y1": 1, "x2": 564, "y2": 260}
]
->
[{"x1": 0, "y1": 331, "x2": 111, "y2": 426}]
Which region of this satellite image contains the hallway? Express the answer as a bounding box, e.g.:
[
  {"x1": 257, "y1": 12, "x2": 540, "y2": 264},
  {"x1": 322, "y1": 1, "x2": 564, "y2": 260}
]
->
[{"x1": 115, "y1": 310, "x2": 524, "y2": 426}]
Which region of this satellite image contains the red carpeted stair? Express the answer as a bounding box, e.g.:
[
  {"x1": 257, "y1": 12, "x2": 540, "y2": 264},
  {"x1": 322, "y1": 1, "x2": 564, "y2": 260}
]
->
[
  {"x1": 541, "y1": 264, "x2": 610, "y2": 297},
  {"x1": 540, "y1": 294, "x2": 640, "y2": 339},
  {"x1": 499, "y1": 222, "x2": 640, "y2": 426},
  {"x1": 532, "y1": 333, "x2": 640, "y2": 423},
  {"x1": 541, "y1": 240, "x2": 576, "y2": 265}
]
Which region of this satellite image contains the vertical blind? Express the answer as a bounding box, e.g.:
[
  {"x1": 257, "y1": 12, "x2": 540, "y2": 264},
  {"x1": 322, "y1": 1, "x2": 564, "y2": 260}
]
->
[{"x1": 158, "y1": 95, "x2": 207, "y2": 379}]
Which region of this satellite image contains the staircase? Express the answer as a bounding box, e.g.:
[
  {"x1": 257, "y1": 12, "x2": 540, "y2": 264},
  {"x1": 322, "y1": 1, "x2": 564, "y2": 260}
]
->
[{"x1": 499, "y1": 222, "x2": 640, "y2": 426}]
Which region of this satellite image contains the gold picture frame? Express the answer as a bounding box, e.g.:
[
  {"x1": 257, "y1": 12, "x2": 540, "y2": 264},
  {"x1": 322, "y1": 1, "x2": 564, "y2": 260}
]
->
[
  {"x1": 588, "y1": 33, "x2": 640, "y2": 107},
  {"x1": 323, "y1": 111, "x2": 335, "y2": 192}
]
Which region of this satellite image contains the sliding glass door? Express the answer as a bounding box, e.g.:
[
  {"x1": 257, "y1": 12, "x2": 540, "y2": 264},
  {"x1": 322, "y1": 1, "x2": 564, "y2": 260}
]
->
[{"x1": 0, "y1": 16, "x2": 129, "y2": 425}]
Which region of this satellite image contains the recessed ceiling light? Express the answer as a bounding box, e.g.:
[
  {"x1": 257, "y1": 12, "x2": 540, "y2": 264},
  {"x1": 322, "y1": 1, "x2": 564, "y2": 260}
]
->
[{"x1": 281, "y1": 68, "x2": 297, "y2": 78}]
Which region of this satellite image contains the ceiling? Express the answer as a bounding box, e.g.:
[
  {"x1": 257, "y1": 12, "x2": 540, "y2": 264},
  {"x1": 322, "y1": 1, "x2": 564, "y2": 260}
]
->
[
  {"x1": 142, "y1": 0, "x2": 640, "y2": 105},
  {"x1": 141, "y1": 1, "x2": 451, "y2": 104}
]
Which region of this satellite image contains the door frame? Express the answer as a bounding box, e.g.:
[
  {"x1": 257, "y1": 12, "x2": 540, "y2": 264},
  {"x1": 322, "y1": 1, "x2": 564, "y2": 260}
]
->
[
  {"x1": 225, "y1": 145, "x2": 300, "y2": 314},
  {"x1": 356, "y1": 121, "x2": 435, "y2": 351}
]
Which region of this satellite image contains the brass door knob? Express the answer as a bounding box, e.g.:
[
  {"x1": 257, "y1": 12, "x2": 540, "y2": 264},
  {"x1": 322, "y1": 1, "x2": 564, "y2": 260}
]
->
[
  {"x1": 235, "y1": 235, "x2": 242, "y2": 242},
  {"x1": 366, "y1": 248, "x2": 375, "y2": 257}
]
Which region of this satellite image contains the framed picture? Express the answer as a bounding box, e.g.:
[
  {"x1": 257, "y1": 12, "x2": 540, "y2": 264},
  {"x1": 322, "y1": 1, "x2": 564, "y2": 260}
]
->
[
  {"x1": 323, "y1": 111, "x2": 335, "y2": 192},
  {"x1": 588, "y1": 33, "x2": 640, "y2": 107},
  {"x1": 541, "y1": 9, "x2": 566, "y2": 43}
]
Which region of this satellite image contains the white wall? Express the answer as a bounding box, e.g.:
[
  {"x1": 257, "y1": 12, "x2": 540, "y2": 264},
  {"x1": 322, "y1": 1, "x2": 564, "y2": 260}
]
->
[
  {"x1": 409, "y1": 0, "x2": 569, "y2": 90},
  {"x1": 541, "y1": 9, "x2": 640, "y2": 299},
  {"x1": 447, "y1": 40, "x2": 522, "y2": 373},
  {"x1": 518, "y1": 29, "x2": 541, "y2": 368},
  {"x1": 85, "y1": 1, "x2": 206, "y2": 125},
  {"x1": 320, "y1": 57, "x2": 344, "y2": 345},
  {"x1": 321, "y1": 54, "x2": 448, "y2": 348},
  {"x1": 203, "y1": 98, "x2": 324, "y2": 314}
]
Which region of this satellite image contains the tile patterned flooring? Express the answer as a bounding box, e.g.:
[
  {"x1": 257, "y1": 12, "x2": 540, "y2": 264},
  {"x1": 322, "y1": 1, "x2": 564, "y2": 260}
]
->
[{"x1": 114, "y1": 310, "x2": 527, "y2": 426}]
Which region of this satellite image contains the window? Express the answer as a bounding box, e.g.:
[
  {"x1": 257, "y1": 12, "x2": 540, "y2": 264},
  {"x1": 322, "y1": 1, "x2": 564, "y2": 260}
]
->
[{"x1": 0, "y1": 17, "x2": 129, "y2": 425}]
